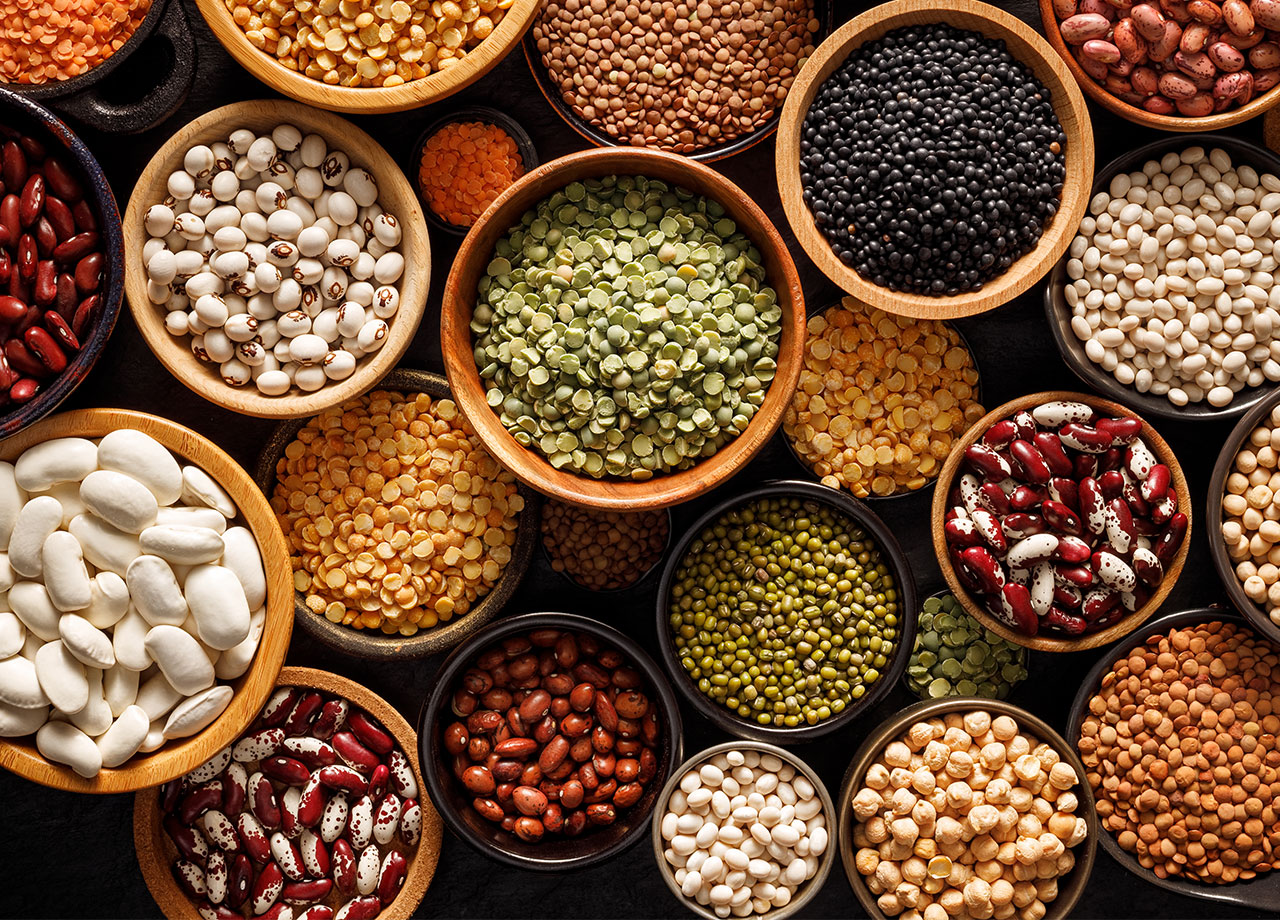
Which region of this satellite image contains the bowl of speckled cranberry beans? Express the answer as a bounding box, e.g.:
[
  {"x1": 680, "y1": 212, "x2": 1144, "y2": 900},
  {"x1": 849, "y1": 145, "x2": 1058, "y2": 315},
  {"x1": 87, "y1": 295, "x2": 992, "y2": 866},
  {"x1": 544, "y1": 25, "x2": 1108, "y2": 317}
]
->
[{"x1": 419, "y1": 611, "x2": 683, "y2": 870}]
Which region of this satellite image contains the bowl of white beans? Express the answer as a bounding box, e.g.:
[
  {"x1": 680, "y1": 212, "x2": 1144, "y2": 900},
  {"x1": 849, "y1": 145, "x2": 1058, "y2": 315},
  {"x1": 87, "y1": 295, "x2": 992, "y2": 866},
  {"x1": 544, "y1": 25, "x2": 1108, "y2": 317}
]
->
[
  {"x1": 1045, "y1": 135, "x2": 1280, "y2": 423},
  {"x1": 122, "y1": 99, "x2": 430, "y2": 419},
  {"x1": 651, "y1": 741, "x2": 836, "y2": 920}
]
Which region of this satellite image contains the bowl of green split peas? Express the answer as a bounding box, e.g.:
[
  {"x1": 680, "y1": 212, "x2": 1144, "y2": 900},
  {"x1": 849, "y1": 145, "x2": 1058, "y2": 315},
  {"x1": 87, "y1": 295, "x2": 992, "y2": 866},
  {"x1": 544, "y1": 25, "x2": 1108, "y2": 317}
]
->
[
  {"x1": 904, "y1": 590, "x2": 1030, "y2": 701},
  {"x1": 655, "y1": 480, "x2": 917, "y2": 742}
]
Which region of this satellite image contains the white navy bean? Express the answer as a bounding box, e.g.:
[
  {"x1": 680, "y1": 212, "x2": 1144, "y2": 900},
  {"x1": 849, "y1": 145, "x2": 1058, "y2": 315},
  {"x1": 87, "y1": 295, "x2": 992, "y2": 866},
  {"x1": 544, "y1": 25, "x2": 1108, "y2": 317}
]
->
[
  {"x1": 69, "y1": 514, "x2": 141, "y2": 576},
  {"x1": 112, "y1": 608, "x2": 154, "y2": 672},
  {"x1": 104, "y1": 664, "x2": 139, "y2": 717},
  {"x1": 96, "y1": 430, "x2": 184, "y2": 505},
  {"x1": 34, "y1": 639, "x2": 89, "y2": 714},
  {"x1": 42, "y1": 531, "x2": 91, "y2": 612},
  {"x1": 185, "y1": 564, "x2": 251, "y2": 651},
  {"x1": 59, "y1": 614, "x2": 115, "y2": 669},
  {"x1": 14, "y1": 438, "x2": 98, "y2": 493},
  {"x1": 163, "y1": 685, "x2": 233, "y2": 739},
  {"x1": 144, "y1": 625, "x2": 215, "y2": 695},
  {"x1": 36, "y1": 720, "x2": 101, "y2": 777},
  {"x1": 0, "y1": 700, "x2": 48, "y2": 736},
  {"x1": 127, "y1": 555, "x2": 189, "y2": 626},
  {"x1": 10, "y1": 496, "x2": 64, "y2": 577},
  {"x1": 10, "y1": 581, "x2": 61, "y2": 641}
]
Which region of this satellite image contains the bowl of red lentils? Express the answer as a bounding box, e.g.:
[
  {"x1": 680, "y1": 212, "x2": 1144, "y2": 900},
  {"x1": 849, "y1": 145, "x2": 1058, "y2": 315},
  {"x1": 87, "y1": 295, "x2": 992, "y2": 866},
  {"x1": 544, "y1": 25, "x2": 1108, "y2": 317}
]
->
[{"x1": 253, "y1": 367, "x2": 541, "y2": 660}]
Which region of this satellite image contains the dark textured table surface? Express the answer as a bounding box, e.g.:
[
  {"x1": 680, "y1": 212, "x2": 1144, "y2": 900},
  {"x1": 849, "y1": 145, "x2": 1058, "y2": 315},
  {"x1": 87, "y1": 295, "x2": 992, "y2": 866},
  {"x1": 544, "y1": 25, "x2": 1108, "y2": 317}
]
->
[{"x1": 1, "y1": 0, "x2": 1274, "y2": 917}]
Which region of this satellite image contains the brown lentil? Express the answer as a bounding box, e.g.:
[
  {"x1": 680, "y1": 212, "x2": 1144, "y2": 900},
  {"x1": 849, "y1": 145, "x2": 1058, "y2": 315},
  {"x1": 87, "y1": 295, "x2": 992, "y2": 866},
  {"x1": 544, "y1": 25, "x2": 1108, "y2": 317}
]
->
[
  {"x1": 540, "y1": 500, "x2": 668, "y2": 590},
  {"x1": 782, "y1": 299, "x2": 984, "y2": 498},
  {"x1": 1078, "y1": 620, "x2": 1280, "y2": 884},
  {"x1": 531, "y1": 0, "x2": 820, "y2": 154},
  {"x1": 271, "y1": 389, "x2": 525, "y2": 636},
  {"x1": 1221, "y1": 404, "x2": 1280, "y2": 630}
]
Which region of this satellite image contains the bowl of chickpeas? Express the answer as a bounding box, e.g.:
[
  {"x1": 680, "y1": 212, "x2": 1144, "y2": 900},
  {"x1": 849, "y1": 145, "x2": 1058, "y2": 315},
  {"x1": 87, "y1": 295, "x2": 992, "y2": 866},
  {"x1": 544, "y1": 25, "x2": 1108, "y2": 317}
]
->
[{"x1": 837, "y1": 699, "x2": 1097, "y2": 920}]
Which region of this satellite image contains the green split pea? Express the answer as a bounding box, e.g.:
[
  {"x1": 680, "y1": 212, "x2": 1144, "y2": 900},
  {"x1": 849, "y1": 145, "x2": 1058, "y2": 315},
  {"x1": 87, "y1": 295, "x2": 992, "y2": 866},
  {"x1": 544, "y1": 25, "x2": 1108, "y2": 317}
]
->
[
  {"x1": 471, "y1": 175, "x2": 783, "y2": 480},
  {"x1": 906, "y1": 593, "x2": 1028, "y2": 700}
]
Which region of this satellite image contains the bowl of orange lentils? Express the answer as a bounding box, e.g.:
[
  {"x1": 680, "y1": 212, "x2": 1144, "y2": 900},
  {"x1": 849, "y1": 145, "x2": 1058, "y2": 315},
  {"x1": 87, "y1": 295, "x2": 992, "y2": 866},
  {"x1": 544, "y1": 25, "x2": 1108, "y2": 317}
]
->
[{"x1": 412, "y1": 106, "x2": 538, "y2": 237}]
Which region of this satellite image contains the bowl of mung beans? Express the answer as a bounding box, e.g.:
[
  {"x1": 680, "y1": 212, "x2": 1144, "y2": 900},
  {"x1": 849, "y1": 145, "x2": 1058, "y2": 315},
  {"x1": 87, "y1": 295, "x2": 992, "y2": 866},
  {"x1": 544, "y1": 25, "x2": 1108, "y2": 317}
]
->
[
  {"x1": 253, "y1": 368, "x2": 540, "y2": 660},
  {"x1": 655, "y1": 479, "x2": 917, "y2": 743},
  {"x1": 440, "y1": 146, "x2": 805, "y2": 511},
  {"x1": 1067, "y1": 607, "x2": 1280, "y2": 909}
]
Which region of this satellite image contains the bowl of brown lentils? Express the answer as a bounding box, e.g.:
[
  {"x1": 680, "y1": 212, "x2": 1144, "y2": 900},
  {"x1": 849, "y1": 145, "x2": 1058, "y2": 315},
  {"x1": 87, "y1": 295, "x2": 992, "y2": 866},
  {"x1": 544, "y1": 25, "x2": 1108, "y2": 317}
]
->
[{"x1": 540, "y1": 501, "x2": 672, "y2": 592}]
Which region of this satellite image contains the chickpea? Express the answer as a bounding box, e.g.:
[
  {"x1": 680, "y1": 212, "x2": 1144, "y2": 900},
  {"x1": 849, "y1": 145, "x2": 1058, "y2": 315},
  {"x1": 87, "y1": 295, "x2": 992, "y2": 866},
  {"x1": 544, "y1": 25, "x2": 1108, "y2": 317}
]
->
[
  {"x1": 1020, "y1": 899, "x2": 1047, "y2": 920},
  {"x1": 878, "y1": 893, "x2": 905, "y2": 917}
]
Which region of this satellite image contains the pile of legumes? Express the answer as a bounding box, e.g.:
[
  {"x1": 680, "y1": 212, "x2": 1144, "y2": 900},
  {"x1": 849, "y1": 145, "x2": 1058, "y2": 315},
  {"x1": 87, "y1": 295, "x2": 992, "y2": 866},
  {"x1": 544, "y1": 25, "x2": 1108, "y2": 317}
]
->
[
  {"x1": 1222, "y1": 404, "x2": 1280, "y2": 627},
  {"x1": 1078, "y1": 619, "x2": 1280, "y2": 884},
  {"x1": 784, "y1": 299, "x2": 984, "y2": 498},
  {"x1": 441, "y1": 627, "x2": 665, "y2": 842},
  {"x1": 944, "y1": 399, "x2": 1186, "y2": 637},
  {"x1": 658, "y1": 747, "x2": 828, "y2": 916},
  {"x1": 224, "y1": 0, "x2": 512, "y2": 87},
  {"x1": 0, "y1": 431, "x2": 268, "y2": 777},
  {"x1": 271, "y1": 388, "x2": 524, "y2": 637},
  {"x1": 140, "y1": 124, "x2": 407, "y2": 398},
  {"x1": 0, "y1": 0, "x2": 151, "y2": 84},
  {"x1": 1050, "y1": 0, "x2": 1280, "y2": 117},
  {"x1": 417, "y1": 120, "x2": 524, "y2": 229},
  {"x1": 907, "y1": 594, "x2": 1028, "y2": 701},
  {"x1": 1067, "y1": 146, "x2": 1280, "y2": 409},
  {"x1": 667, "y1": 494, "x2": 900, "y2": 729},
  {"x1": 799, "y1": 25, "x2": 1066, "y2": 296},
  {"x1": 850, "y1": 710, "x2": 1089, "y2": 919},
  {"x1": 0, "y1": 127, "x2": 106, "y2": 406},
  {"x1": 531, "y1": 0, "x2": 820, "y2": 154},
  {"x1": 472, "y1": 174, "x2": 782, "y2": 479},
  {"x1": 540, "y1": 500, "x2": 668, "y2": 590},
  {"x1": 158, "y1": 685, "x2": 423, "y2": 917}
]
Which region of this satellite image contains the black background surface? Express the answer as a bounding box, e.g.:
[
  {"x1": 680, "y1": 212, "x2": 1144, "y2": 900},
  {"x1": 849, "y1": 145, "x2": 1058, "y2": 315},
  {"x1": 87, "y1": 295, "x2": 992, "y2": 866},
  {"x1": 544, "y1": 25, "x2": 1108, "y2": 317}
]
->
[{"x1": 0, "y1": 0, "x2": 1272, "y2": 917}]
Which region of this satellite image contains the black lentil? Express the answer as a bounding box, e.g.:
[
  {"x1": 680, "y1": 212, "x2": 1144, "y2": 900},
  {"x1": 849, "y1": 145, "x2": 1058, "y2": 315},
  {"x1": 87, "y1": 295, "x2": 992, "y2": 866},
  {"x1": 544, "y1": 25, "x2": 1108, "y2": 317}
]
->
[{"x1": 798, "y1": 25, "x2": 1067, "y2": 296}]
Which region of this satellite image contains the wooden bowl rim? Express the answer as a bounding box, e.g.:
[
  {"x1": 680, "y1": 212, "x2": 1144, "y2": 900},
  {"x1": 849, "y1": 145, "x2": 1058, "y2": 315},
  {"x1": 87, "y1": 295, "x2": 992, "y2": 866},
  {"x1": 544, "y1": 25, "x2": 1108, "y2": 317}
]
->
[
  {"x1": 440, "y1": 145, "x2": 806, "y2": 511},
  {"x1": 190, "y1": 0, "x2": 540, "y2": 114},
  {"x1": 773, "y1": 0, "x2": 1095, "y2": 319},
  {"x1": 0, "y1": 407, "x2": 293, "y2": 792},
  {"x1": 252, "y1": 367, "x2": 541, "y2": 660},
  {"x1": 929, "y1": 390, "x2": 1193, "y2": 652},
  {"x1": 132, "y1": 665, "x2": 444, "y2": 920},
  {"x1": 122, "y1": 99, "x2": 430, "y2": 420}
]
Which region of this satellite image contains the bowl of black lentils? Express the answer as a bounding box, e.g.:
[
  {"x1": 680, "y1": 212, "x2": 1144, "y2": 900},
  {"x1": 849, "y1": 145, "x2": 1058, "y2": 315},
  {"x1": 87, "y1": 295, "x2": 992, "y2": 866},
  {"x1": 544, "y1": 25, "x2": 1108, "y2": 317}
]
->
[
  {"x1": 655, "y1": 479, "x2": 918, "y2": 743},
  {"x1": 775, "y1": 0, "x2": 1095, "y2": 319}
]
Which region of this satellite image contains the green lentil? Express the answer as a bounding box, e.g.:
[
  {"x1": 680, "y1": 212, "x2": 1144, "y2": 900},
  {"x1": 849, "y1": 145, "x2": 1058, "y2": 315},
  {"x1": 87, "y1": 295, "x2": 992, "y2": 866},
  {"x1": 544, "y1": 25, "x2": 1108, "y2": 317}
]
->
[
  {"x1": 906, "y1": 592, "x2": 1028, "y2": 700},
  {"x1": 471, "y1": 174, "x2": 783, "y2": 480},
  {"x1": 667, "y1": 495, "x2": 899, "y2": 728}
]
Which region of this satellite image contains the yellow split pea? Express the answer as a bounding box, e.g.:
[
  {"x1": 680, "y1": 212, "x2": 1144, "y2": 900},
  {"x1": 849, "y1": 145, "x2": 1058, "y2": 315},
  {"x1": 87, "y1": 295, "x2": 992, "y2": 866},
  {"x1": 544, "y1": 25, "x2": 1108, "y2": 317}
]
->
[{"x1": 272, "y1": 389, "x2": 524, "y2": 636}]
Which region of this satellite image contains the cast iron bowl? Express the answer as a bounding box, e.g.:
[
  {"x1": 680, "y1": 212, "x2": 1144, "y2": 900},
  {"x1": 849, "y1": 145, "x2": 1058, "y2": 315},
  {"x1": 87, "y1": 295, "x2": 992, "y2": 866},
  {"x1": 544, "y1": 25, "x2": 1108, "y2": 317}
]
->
[
  {"x1": 419, "y1": 611, "x2": 684, "y2": 871},
  {"x1": 1045, "y1": 134, "x2": 1280, "y2": 423},
  {"x1": 654, "y1": 479, "x2": 918, "y2": 743},
  {"x1": 0, "y1": 88, "x2": 124, "y2": 439},
  {"x1": 1066, "y1": 606, "x2": 1280, "y2": 910},
  {"x1": 650, "y1": 741, "x2": 837, "y2": 919},
  {"x1": 839, "y1": 697, "x2": 1098, "y2": 920},
  {"x1": 253, "y1": 368, "x2": 540, "y2": 660}
]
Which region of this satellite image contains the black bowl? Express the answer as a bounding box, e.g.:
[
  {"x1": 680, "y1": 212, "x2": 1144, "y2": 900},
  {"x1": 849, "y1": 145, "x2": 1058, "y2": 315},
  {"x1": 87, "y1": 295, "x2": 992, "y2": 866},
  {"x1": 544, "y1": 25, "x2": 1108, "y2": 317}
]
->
[
  {"x1": 0, "y1": 88, "x2": 124, "y2": 438},
  {"x1": 1045, "y1": 134, "x2": 1280, "y2": 424},
  {"x1": 419, "y1": 611, "x2": 684, "y2": 871},
  {"x1": 1066, "y1": 606, "x2": 1280, "y2": 910},
  {"x1": 654, "y1": 479, "x2": 918, "y2": 743}
]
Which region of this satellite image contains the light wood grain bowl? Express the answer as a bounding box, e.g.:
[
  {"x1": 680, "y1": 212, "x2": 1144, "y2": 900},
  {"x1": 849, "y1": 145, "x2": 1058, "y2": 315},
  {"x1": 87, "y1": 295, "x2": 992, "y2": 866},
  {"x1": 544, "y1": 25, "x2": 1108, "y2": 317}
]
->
[
  {"x1": 1038, "y1": 0, "x2": 1280, "y2": 132},
  {"x1": 192, "y1": 0, "x2": 539, "y2": 114},
  {"x1": 123, "y1": 99, "x2": 430, "y2": 419},
  {"x1": 930, "y1": 391, "x2": 1192, "y2": 653},
  {"x1": 133, "y1": 666, "x2": 443, "y2": 920},
  {"x1": 440, "y1": 146, "x2": 806, "y2": 511},
  {"x1": 774, "y1": 0, "x2": 1094, "y2": 320},
  {"x1": 252, "y1": 368, "x2": 541, "y2": 660},
  {"x1": 0, "y1": 408, "x2": 293, "y2": 793}
]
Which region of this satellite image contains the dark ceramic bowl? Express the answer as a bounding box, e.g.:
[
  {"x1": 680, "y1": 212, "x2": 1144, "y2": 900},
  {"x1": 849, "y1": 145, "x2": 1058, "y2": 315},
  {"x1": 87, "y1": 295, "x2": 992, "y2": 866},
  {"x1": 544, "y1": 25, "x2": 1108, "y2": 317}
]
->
[
  {"x1": 252, "y1": 368, "x2": 540, "y2": 660},
  {"x1": 654, "y1": 479, "x2": 918, "y2": 743},
  {"x1": 537, "y1": 505, "x2": 673, "y2": 594},
  {"x1": 522, "y1": 0, "x2": 835, "y2": 163},
  {"x1": 1045, "y1": 134, "x2": 1280, "y2": 424},
  {"x1": 410, "y1": 107, "x2": 538, "y2": 237},
  {"x1": 419, "y1": 611, "x2": 684, "y2": 871},
  {"x1": 0, "y1": 88, "x2": 124, "y2": 438},
  {"x1": 1066, "y1": 606, "x2": 1280, "y2": 910}
]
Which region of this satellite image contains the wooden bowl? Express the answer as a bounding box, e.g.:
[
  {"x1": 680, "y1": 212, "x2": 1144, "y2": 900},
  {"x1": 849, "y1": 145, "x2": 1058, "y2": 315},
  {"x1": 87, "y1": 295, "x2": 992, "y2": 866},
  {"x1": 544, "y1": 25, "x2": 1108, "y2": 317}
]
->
[
  {"x1": 252, "y1": 368, "x2": 541, "y2": 660},
  {"x1": 133, "y1": 666, "x2": 444, "y2": 919},
  {"x1": 1039, "y1": 0, "x2": 1280, "y2": 133},
  {"x1": 123, "y1": 99, "x2": 430, "y2": 419},
  {"x1": 0, "y1": 408, "x2": 293, "y2": 793},
  {"x1": 930, "y1": 391, "x2": 1192, "y2": 653},
  {"x1": 650, "y1": 741, "x2": 837, "y2": 919},
  {"x1": 1046, "y1": 134, "x2": 1280, "y2": 424},
  {"x1": 774, "y1": 0, "x2": 1094, "y2": 320},
  {"x1": 838, "y1": 697, "x2": 1098, "y2": 920},
  {"x1": 192, "y1": 0, "x2": 539, "y2": 114},
  {"x1": 440, "y1": 147, "x2": 806, "y2": 511}
]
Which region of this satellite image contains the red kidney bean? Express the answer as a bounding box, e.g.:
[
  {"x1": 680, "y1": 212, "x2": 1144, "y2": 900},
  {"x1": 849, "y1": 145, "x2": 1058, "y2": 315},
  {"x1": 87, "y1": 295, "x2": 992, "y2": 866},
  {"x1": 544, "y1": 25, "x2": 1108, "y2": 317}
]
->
[
  {"x1": 18, "y1": 174, "x2": 43, "y2": 228},
  {"x1": 24, "y1": 326, "x2": 65, "y2": 373},
  {"x1": 72, "y1": 250, "x2": 100, "y2": 294},
  {"x1": 71, "y1": 198, "x2": 95, "y2": 232}
]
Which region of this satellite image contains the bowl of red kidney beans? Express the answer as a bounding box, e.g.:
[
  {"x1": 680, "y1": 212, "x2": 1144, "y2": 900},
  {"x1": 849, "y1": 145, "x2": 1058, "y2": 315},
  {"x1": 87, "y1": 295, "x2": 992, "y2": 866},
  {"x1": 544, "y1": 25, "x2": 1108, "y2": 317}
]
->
[{"x1": 0, "y1": 86, "x2": 123, "y2": 436}]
